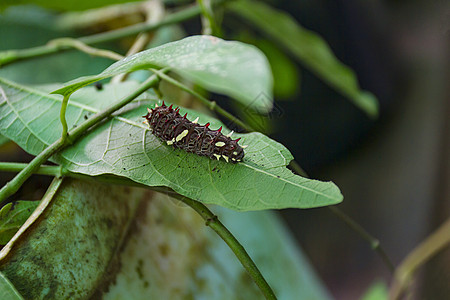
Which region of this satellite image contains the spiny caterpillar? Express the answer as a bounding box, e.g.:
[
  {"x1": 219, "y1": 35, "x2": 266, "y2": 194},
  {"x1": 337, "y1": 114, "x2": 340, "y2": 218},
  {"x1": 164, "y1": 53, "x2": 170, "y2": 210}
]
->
[{"x1": 143, "y1": 102, "x2": 246, "y2": 163}]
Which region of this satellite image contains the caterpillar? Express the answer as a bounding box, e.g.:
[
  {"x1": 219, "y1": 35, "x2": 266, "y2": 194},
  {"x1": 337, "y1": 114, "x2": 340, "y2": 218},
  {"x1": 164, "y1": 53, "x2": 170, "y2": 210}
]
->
[{"x1": 143, "y1": 102, "x2": 245, "y2": 163}]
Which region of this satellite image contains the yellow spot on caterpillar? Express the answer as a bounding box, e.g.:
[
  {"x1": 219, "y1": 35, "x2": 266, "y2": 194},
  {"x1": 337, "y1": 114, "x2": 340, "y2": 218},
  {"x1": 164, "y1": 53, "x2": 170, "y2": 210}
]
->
[
  {"x1": 167, "y1": 140, "x2": 173, "y2": 145},
  {"x1": 236, "y1": 159, "x2": 241, "y2": 162},
  {"x1": 213, "y1": 154, "x2": 220, "y2": 160},
  {"x1": 222, "y1": 155, "x2": 229, "y2": 163},
  {"x1": 215, "y1": 141, "x2": 226, "y2": 147},
  {"x1": 192, "y1": 117, "x2": 199, "y2": 124},
  {"x1": 233, "y1": 151, "x2": 238, "y2": 155},
  {"x1": 241, "y1": 145, "x2": 248, "y2": 148},
  {"x1": 175, "y1": 130, "x2": 189, "y2": 142},
  {"x1": 231, "y1": 158, "x2": 236, "y2": 162}
]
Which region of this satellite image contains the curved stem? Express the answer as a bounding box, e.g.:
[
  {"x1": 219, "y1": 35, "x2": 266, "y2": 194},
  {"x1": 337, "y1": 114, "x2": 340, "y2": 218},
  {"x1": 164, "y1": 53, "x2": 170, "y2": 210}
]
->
[
  {"x1": 0, "y1": 74, "x2": 160, "y2": 205},
  {"x1": 389, "y1": 218, "x2": 450, "y2": 299},
  {"x1": 60, "y1": 95, "x2": 70, "y2": 138},
  {"x1": 47, "y1": 38, "x2": 124, "y2": 61},
  {"x1": 328, "y1": 206, "x2": 395, "y2": 273},
  {"x1": 175, "y1": 195, "x2": 277, "y2": 300},
  {"x1": 290, "y1": 158, "x2": 394, "y2": 272},
  {"x1": 198, "y1": 0, "x2": 216, "y2": 35}
]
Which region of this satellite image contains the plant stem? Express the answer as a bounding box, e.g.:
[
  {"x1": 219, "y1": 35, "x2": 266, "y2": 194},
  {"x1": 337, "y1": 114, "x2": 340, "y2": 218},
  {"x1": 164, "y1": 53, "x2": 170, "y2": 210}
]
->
[
  {"x1": 0, "y1": 177, "x2": 64, "y2": 262},
  {"x1": 290, "y1": 159, "x2": 394, "y2": 273},
  {"x1": 150, "y1": 68, "x2": 256, "y2": 132},
  {"x1": 198, "y1": 0, "x2": 215, "y2": 35},
  {"x1": 0, "y1": 74, "x2": 160, "y2": 205},
  {"x1": 328, "y1": 206, "x2": 395, "y2": 273},
  {"x1": 0, "y1": 4, "x2": 201, "y2": 67},
  {"x1": 60, "y1": 95, "x2": 70, "y2": 138},
  {"x1": 389, "y1": 218, "x2": 450, "y2": 299},
  {"x1": 176, "y1": 195, "x2": 277, "y2": 300},
  {"x1": 47, "y1": 38, "x2": 125, "y2": 61}
]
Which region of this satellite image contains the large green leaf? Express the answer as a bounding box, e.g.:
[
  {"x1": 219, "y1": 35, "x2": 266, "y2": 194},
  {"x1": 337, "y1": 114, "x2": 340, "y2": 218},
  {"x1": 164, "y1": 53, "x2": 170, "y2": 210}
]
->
[
  {"x1": 0, "y1": 78, "x2": 342, "y2": 211},
  {"x1": 0, "y1": 201, "x2": 39, "y2": 245},
  {"x1": 227, "y1": 0, "x2": 379, "y2": 118},
  {"x1": 52, "y1": 35, "x2": 274, "y2": 113}
]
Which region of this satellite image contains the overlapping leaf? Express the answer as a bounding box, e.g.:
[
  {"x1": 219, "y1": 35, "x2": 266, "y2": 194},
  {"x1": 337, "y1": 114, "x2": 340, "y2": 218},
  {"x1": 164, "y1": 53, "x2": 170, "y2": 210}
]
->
[
  {"x1": 0, "y1": 78, "x2": 342, "y2": 211},
  {"x1": 52, "y1": 35, "x2": 273, "y2": 113}
]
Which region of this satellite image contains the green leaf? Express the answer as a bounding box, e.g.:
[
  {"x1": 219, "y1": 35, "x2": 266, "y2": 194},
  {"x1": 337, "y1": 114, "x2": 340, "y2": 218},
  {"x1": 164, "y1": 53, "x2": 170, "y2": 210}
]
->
[
  {"x1": 0, "y1": 201, "x2": 39, "y2": 245},
  {"x1": 51, "y1": 35, "x2": 274, "y2": 113},
  {"x1": 0, "y1": 78, "x2": 342, "y2": 211},
  {"x1": 228, "y1": 0, "x2": 379, "y2": 118},
  {"x1": 0, "y1": 272, "x2": 23, "y2": 300}
]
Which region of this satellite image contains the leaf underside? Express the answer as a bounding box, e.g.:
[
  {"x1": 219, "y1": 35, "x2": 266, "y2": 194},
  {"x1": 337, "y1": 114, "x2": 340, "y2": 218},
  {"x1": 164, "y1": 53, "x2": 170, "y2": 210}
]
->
[{"x1": 0, "y1": 78, "x2": 342, "y2": 211}]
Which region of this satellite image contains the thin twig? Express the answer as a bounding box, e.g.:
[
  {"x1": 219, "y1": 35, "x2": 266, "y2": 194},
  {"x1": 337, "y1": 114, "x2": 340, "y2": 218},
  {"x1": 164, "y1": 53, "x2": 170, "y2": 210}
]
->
[
  {"x1": 47, "y1": 38, "x2": 124, "y2": 61},
  {"x1": 290, "y1": 155, "x2": 395, "y2": 273},
  {"x1": 198, "y1": 0, "x2": 216, "y2": 35},
  {"x1": 0, "y1": 177, "x2": 64, "y2": 262},
  {"x1": 170, "y1": 194, "x2": 277, "y2": 300},
  {"x1": 328, "y1": 206, "x2": 395, "y2": 273},
  {"x1": 389, "y1": 218, "x2": 450, "y2": 299}
]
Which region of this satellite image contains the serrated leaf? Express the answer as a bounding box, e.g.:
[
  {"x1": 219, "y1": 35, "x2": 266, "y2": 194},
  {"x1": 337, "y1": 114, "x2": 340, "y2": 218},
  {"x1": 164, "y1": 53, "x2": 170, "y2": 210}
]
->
[
  {"x1": 228, "y1": 0, "x2": 379, "y2": 118},
  {"x1": 0, "y1": 201, "x2": 39, "y2": 245},
  {"x1": 0, "y1": 272, "x2": 23, "y2": 300},
  {"x1": 0, "y1": 78, "x2": 342, "y2": 211},
  {"x1": 51, "y1": 35, "x2": 273, "y2": 113}
]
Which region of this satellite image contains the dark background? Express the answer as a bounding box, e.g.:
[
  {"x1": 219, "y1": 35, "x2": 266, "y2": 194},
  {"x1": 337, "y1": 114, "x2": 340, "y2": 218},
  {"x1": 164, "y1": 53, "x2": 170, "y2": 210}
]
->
[{"x1": 265, "y1": 1, "x2": 450, "y2": 299}]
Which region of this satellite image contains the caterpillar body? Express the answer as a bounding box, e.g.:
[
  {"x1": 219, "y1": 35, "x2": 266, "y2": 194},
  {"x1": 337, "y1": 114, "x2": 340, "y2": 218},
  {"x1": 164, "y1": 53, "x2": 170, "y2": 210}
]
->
[{"x1": 143, "y1": 103, "x2": 245, "y2": 163}]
